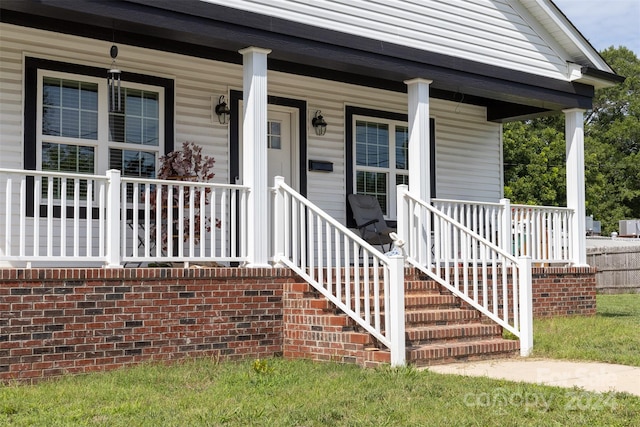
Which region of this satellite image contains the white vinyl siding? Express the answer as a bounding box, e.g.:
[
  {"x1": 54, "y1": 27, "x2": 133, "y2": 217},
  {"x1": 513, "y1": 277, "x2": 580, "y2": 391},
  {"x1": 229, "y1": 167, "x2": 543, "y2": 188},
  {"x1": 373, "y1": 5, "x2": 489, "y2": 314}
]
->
[
  {"x1": 0, "y1": 23, "x2": 502, "y2": 232},
  {"x1": 200, "y1": 0, "x2": 572, "y2": 80}
]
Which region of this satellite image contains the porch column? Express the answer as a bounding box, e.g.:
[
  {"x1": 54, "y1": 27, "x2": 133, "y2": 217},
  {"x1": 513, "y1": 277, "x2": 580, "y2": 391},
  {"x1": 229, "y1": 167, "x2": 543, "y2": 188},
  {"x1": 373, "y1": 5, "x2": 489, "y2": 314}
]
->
[
  {"x1": 564, "y1": 108, "x2": 587, "y2": 266},
  {"x1": 404, "y1": 78, "x2": 433, "y2": 202},
  {"x1": 240, "y1": 46, "x2": 272, "y2": 268}
]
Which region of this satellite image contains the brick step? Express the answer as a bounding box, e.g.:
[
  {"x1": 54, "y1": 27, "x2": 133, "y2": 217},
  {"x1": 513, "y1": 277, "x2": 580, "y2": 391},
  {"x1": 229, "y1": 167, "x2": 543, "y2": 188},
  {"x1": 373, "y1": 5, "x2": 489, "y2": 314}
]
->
[
  {"x1": 351, "y1": 294, "x2": 460, "y2": 314},
  {"x1": 404, "y1": 308, "x2": 481, "y2": 326},
  {"x1": 407, "y1": 338, "x2": 520, "y2": 367},
  {"x1": 405, "y1": 323, "x2": 503, "y2": 345},
  {"x1": 405, "y1": 280, "x2": 444, "y2": 293},
  {"x1": 404, "y1": 293, "x2": 460, "y2": 309}
]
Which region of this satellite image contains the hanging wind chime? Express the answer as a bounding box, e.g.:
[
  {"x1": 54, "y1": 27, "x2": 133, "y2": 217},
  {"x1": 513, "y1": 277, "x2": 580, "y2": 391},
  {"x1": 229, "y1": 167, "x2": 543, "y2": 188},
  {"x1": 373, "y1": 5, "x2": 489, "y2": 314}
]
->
[{"x1": 107, "y1": 44, "x2": 121, "y2": 112}]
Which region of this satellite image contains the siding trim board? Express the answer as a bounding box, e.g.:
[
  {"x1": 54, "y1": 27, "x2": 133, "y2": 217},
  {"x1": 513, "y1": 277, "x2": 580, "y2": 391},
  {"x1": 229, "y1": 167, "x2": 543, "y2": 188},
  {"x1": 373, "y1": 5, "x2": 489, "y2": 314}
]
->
[{"x1": 1, "y1": 3, "x2": 601, "y2": 119}]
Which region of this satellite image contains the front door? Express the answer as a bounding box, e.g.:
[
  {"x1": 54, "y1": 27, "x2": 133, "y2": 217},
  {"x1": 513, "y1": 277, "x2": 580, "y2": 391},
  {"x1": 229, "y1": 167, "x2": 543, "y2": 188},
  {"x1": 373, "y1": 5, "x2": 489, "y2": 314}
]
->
[
  {"x1": 267, "y1": 110, "x2": 292, "y2": 186},
  {"x1": 237, "y1": 104, "x2": 296, "y2": 189}
]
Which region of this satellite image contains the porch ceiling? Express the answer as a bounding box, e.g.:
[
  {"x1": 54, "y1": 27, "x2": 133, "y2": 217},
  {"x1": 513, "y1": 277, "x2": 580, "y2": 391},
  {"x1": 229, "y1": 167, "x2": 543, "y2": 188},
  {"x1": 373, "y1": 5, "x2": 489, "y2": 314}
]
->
[{"x1": 1, "y1": 0, "x2": 608, "y2": 122}]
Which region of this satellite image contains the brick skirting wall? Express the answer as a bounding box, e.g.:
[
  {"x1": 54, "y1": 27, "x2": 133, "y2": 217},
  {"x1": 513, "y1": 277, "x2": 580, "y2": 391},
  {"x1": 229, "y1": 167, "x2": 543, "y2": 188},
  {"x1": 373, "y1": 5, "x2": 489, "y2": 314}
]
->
[
  {"x1": 0, "y1": 267, "x2": 296, "y2": 382},
  {"x1": 1, "y1": 266, "x2": 596, "y2": 382},
  {"x1": 531, "y1": 267, "x2": 597, "y2": 318}
]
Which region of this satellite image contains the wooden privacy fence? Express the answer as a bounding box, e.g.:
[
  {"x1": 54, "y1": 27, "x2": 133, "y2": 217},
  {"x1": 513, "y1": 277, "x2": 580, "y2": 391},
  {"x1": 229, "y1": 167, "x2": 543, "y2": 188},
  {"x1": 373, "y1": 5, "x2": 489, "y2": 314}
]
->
[{"x1": 587, "y1": 243, "x2": 640, "y2": 294}]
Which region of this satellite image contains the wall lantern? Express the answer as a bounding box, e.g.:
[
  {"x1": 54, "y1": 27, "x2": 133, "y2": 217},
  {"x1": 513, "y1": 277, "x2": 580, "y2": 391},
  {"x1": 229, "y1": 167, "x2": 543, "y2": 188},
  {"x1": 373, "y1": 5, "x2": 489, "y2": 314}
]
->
[
  {"x1": 215, "y1": 95, "x2": 231, "y2": 125},
  {"x1": 312, "y1": 110, "x2": 327, "y2": 136},
  {"x1": 107, "y1": 44, "x2": 122, "y2": 112}
]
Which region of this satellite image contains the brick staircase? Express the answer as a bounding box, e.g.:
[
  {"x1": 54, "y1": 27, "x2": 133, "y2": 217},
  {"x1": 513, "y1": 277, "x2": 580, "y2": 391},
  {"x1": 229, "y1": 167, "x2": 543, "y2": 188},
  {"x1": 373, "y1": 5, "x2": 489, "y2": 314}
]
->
[
  {"x1": 402, "y1": 272, "x2": 519, "y2": 367},
  {"x1": 285, "y1": 269, "x2": 520, "y2": 367}
]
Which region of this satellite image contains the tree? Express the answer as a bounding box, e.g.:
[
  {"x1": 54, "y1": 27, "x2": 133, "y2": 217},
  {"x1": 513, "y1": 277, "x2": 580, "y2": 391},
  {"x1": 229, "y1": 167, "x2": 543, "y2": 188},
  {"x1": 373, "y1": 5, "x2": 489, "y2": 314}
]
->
[{"x1": 503, "y1": 46, "x2": 639, "y2": 234}]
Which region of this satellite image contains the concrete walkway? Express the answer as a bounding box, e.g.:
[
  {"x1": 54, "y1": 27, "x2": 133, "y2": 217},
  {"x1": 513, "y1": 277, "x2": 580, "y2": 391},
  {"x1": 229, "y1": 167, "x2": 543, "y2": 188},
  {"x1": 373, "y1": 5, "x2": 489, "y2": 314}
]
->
[{"x1": 426, "y1": 358, "x2": 640, "y2": 396}]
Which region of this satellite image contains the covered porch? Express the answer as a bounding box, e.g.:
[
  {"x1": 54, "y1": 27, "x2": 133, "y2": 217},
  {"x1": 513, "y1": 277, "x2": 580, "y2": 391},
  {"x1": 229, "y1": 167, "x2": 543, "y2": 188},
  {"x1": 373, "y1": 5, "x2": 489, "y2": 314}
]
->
[{"x1": 0, "y1": 0, "x2": 615, "y2": 371}]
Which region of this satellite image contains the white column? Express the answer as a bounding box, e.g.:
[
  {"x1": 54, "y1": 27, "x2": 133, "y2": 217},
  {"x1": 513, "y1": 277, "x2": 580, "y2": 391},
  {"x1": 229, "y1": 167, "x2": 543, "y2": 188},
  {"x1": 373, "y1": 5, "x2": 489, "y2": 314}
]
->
[
  {"x1": 564, "y1": 108, "x2": 587, "y2": 266},
  {"x1": 404, "y1": 78, "x2": 433, "y2": 202},
  {"x1": 240, "y1": 46, "x2": 272, "y2": 268}
]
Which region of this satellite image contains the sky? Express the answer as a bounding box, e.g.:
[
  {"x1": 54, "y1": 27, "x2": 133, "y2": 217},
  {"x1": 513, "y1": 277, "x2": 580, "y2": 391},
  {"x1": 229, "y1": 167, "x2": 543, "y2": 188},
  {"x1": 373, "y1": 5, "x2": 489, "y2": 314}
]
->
[{"x1": 553, "y1": 0, "x2": 640, "y2": 55}]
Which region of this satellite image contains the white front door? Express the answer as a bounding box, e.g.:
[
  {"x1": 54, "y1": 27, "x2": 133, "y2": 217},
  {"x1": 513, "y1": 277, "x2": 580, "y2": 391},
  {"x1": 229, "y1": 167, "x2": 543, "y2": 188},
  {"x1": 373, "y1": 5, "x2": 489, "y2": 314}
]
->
[
  {"x1": 267, "y1": 110, "x2": 292, "y2": 185},
  {"x1": 238, "y1": 105, "x2": 296, "y2": 189}
]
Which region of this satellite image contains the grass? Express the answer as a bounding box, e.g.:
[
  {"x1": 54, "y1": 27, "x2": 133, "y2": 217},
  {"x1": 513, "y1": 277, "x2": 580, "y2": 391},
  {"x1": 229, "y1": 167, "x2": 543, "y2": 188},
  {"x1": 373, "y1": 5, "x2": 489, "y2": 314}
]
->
[
  {"x1": 1, "y1": 358, "x2": 639, "y2": 426},
  {"x1": 533, "y1": 294, "x2": 640, "y2": 366}
]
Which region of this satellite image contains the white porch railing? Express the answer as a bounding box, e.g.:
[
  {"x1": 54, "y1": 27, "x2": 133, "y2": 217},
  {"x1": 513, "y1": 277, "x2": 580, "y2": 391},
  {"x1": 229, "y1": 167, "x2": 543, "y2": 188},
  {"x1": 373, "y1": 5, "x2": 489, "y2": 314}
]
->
[
  {"x1": 120, "y1": 175, "x2": 249, "y2": 265},
  {"x1": 272, "y1": 177, "x2": 406, "y2": 366},
  {"x1": 0, "y1": 168, "x2": 249, "y2": 266},
  {"x1": 1, "y1": 168, "x2": 109, "y2": 263},
  {"x1": 433, "y1": 198, "x2": 574, "y2": 264},
  {"x1": 401, "y1": 187, "x2": 533, "y2": 356}
]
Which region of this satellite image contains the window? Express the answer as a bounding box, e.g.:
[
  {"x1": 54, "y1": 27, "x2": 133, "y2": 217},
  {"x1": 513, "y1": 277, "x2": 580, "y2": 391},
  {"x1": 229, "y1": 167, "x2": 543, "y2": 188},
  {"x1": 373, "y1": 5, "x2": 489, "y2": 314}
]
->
[
  {"x1": 354, "y1": 118, "x2": 409, "y2": 217},
  {"x1": 24, "y1": 57, "x2": 175, "y2": 216},
  {"x1": 267, "y1": 120, "x2": 281, "y2": 149},
  {"x1": 38, "y1": 71, "x2": 162, "y2": 190},
  {"x1": 346, "y1": 106, "x2": 435, "y2": 225}
]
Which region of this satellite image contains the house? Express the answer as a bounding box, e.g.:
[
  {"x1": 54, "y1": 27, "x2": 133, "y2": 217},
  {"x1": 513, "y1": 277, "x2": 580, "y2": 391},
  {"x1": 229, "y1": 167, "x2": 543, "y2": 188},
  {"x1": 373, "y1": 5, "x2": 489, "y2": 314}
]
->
[{"x1": 0, "y1": 0, "x2": 622, "y2": 381}]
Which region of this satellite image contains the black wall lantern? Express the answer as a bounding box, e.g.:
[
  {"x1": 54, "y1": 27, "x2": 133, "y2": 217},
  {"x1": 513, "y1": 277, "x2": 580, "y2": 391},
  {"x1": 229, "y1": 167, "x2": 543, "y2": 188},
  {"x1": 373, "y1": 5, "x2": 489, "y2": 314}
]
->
[
  {"x1": 215, "y1": 95, "x2": 231, "y2": 125},
  {"x1": 107, "y1": 45, "x2": 121, "y2": 112},
  {"x1": 312, "y1": 110, "x2": 327, "y2": 136}
]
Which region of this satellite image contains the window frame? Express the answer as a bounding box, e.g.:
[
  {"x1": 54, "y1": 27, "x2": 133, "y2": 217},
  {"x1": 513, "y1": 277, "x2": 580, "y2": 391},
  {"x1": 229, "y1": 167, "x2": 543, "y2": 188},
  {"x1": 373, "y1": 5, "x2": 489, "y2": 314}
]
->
[
  {"x1": 345, "y1": 105, "x2": 435, "y2": 227},
  {"x1": 37, "y1": 69, "x2": 165, "y2": 178},
  {"x1": 24, "y1": 57, "x2": 175, "y2": 218},
  {"x1": 353, "y1": 116, "x2": 409, "y2": 218}
]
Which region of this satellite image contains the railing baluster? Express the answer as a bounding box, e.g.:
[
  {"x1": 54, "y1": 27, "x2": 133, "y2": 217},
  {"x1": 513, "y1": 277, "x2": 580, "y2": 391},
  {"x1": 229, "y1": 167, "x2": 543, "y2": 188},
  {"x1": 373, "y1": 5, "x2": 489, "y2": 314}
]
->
[
  {"x1": 222, "y1": 188, "x2": 228, "y2": 258},
  {"x1": 73, "y1": 179, "x2": 79, "y2": 257},
  {"x1": 18, "y1": 177, "x2": 25, "y2": 257},
  {"x1": 33, "y1": 178, "x2": 41, "y2": 257},
  {"x1": 46, "y1": 176, "x2": 53, "y2": 257},
  {"x1": 86, "y1": 179, "x2": 93, "y2": 258},
  {"x1": 4, "y1": 177, "x2": 12, "y2": 256}
]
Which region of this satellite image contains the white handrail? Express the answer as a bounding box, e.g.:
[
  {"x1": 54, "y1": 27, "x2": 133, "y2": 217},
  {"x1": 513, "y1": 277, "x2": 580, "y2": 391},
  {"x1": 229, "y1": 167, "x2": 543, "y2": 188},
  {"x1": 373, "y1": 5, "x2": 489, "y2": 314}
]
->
[
  {"x1": 402, "y1": 187, "x2": 532, "y2": 356},
  {"x1": 272, "y1": 177, "x2": 406, "y2": 365}
]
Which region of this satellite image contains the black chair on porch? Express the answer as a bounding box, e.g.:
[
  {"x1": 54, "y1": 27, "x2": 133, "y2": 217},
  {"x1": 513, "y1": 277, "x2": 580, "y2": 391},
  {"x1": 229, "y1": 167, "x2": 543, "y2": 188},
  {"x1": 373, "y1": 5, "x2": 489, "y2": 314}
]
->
[{"x1": 347, "y1": 194, "x2": 396, "y2": 252}]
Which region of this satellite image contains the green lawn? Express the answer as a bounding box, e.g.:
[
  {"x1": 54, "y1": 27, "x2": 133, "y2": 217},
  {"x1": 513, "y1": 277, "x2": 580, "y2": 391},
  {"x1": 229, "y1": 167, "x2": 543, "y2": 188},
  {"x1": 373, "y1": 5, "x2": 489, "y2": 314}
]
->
[
  {"x1": 2, "y1": 294, "x2": 639, "y2": 426},
  {"x1": 533, "y1": 294, "x2": 640, "y2": 366},
  {"x1": 1, "y1": 358, "x2": 639, "y2": 426}
]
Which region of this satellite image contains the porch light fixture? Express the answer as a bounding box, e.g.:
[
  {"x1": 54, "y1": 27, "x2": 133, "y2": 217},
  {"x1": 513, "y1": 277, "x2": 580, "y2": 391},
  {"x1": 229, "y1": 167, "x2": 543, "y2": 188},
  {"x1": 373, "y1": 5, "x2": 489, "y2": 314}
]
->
[
  {"x1": 312, "y1": 110, "x2": 327, "y2": 136},
  {"x1": 107, "y1": 44, "x2": 122, "y2": 112},
  {"x1": 215, "y1": 95, "x2": 231, "y2": 125}
]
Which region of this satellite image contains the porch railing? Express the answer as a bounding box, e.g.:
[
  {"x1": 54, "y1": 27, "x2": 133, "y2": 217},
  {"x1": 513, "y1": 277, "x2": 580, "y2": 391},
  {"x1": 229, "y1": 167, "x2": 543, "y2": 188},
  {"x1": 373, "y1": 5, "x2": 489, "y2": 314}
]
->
[
  {"x1": 0, "y1": 168, "x2": 249, "y2": 266},
  {"x1": 433, "y1": 198, "x2": 574, "y2": 264},
  {"x1": 272, "y1": 177, "x2": 406, "y2": 366},
  {"x1": 120, "y1": 175, "x2": 249, "y2": 265},
  {"x1": 1, "y1": 168, "x2": 109, "y2": 263},
  {"x1": 401, "y1": 187, "x2": 533, "y2": 356}
]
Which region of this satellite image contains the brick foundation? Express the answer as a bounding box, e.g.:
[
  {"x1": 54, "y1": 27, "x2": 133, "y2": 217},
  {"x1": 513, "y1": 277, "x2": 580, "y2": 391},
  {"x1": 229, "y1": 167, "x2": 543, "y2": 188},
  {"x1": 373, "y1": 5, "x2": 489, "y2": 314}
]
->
[
  {"x1": 0, "y1": 267, "x2": 296, "y2": 383},
  {"x1": 531, "y1": 267, "x2": 597, "y2": 317},
  {"x1": 1, "y1": 265, "x2": 596, "y2": 382}
]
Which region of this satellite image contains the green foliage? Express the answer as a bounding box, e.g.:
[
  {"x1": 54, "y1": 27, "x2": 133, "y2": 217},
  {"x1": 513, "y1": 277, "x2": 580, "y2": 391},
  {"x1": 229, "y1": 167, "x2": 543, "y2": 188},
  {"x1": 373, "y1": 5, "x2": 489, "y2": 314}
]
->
[{"x1": 504, "y1": 46, "x2": 640, "y2": 234}]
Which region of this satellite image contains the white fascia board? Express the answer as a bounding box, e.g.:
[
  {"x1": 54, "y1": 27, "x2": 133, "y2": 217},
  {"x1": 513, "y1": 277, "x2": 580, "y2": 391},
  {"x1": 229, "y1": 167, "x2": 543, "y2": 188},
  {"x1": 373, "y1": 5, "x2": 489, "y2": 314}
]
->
[{"x1": 534, "y1": 0, "x2": 613, "y2": 72}]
